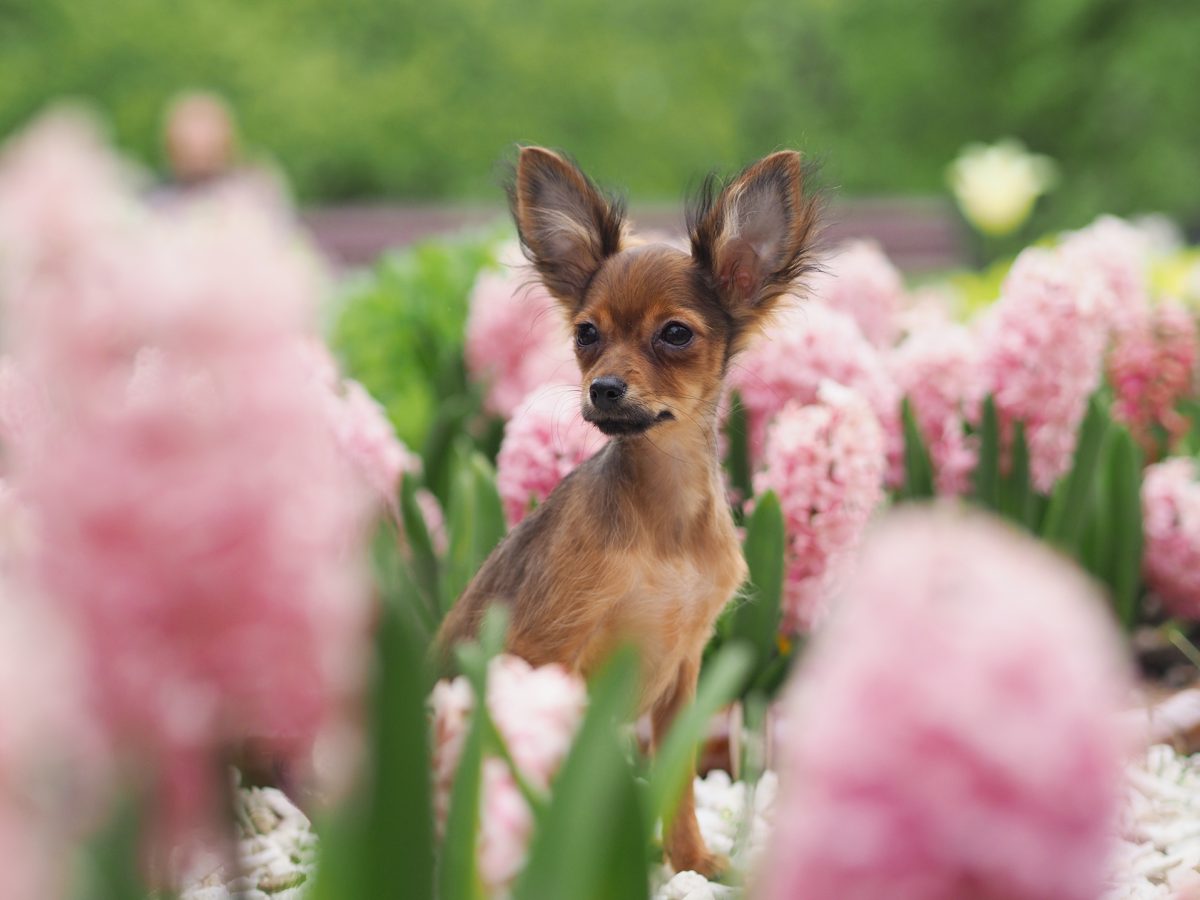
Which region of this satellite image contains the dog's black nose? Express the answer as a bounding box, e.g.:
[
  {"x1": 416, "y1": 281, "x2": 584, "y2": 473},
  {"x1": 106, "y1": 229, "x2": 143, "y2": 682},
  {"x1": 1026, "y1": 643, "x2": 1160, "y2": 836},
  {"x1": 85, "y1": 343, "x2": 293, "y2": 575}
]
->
[{"x1": 589, "y1": 376, "x2": 627, "y2": 412}]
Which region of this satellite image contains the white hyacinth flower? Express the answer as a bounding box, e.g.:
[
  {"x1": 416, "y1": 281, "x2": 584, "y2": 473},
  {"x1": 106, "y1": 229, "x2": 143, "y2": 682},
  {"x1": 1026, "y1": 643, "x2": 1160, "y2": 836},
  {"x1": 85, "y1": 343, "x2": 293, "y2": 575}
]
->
[{"x1": 947, "y1": 139, "x2": 1057, "y2": 236}]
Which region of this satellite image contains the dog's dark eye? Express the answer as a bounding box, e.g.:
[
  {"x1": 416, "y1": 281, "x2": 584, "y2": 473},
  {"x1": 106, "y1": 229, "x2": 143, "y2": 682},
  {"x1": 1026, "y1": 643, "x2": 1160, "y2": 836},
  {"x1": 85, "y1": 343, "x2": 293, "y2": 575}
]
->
[
  {"x1": 660, "y1": 322, "x2": 693, "y2": 347},
  {"x1": 576, "y1": 323, "x2": 599, "y2": 347}
]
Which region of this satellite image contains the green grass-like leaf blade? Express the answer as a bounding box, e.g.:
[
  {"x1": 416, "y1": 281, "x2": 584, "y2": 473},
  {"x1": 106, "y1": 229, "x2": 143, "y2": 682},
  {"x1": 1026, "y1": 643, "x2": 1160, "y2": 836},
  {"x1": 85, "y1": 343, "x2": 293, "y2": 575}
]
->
[
  {"x1": 313, "y1": 593, "x2": 435, "y2": 900},
  {"x1": 973, "y1": 395, "x2": 1000, "y2": 511},
  {"x1": 647, "y1": 642, "x2": 753, "y2": 826},
  {"x1": 444, "y1": 449, "x2": 508, "y2": 614},
  {"x1": 438, "y1": 698, "x2": 486, "y2": 900},
  {"x1": 515, "y1": 648, "x2": 645, "y2": 900},
  {"x1": 400, "y1": 476, "x2": 441, "y2": 608},
  {"x1": 437, "y1": 607, "x2": 509, "y2": 900},
  {"x1": 730, "y1": 492, "x2": 785, "y2": 685},
  {"x1": 1108, "y1": 427, "x2": 1144, "y2": 629},
  {"x1": 999, "y1": 420, "x2": 1033, "y2": 528},
  {"x1": 370, "y1": 522, "x2": 436, "y2": 646},
  {"x1": 723, "y1": 391, "x2": 753, "y2": 511},
  {"x1": 80, "y1": 794, "x2": 146, "y2": 900},
  {"x1": 1042, "y1": 394, "x2": 1109, "y2": 553},
  {"x1": 900, "y1": 396, "x2": 935, "y2": 500},
  {"x1": 470, "y1": 452, "x2": 508, "y2": 559}
]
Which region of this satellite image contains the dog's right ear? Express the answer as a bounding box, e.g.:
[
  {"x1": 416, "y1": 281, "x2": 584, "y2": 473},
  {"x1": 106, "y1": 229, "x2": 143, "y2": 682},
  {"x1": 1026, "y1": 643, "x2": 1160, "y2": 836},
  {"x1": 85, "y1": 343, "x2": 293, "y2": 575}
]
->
[{"x1": 509, "y1": 147, "x2": 626, "y2": 309}]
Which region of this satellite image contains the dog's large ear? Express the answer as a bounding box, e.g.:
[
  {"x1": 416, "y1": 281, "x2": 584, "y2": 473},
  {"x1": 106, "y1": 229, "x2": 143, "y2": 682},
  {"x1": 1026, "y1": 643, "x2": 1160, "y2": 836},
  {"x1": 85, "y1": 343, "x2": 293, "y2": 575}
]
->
[
  {"x1": 509, "y1": 146, "x2": 626, "y2": 309},
  {"x1": 688, "y1": 151, "x2": 820, "y2": 337}
]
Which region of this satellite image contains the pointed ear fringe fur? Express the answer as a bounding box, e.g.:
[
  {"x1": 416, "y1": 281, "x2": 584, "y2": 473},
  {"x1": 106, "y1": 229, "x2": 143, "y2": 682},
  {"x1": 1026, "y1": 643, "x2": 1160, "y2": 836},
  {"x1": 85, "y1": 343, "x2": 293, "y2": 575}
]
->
[
  {"x1": 686, "y1": 153, "x2": 826, "y2": 347},
  {"x1": 505, "y1": 146, "x2": 627, "y2": 308}
]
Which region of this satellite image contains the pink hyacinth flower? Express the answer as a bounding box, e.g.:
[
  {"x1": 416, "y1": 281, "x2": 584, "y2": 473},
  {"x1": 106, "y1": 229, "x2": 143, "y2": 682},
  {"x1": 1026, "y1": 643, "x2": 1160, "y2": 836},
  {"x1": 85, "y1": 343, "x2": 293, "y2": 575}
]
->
[
  {"x1": 430, "y1": 655, "x2": 587, "y2": 895},
  {"x1": 0, "y1": 596, "x2": 95, "y2": 900},
  {"x1": 0, "y1": 107, "x2": 137, "y2": 278},
  {"x1": 0, "y1": 487, "x2": 100, "y2": 900},
  {"x1": 1108, "y1": 300, "x2": 1198, "y2": 459},
  {"x1": 465, "y1": 245, "x2": 577, "y2": 418},
  {"x1": 299, "y1": 338, "x2": 422, "y2": 517},
  {"x1": 758, "y1": 506, "x2": 1131, "y2": 900},
  {"x1": 1142, "y1": 458, "x2": 1200, "y2": 618},
  {"x1": 415, "y1": 487, "x2": 449, "y2": 556},
  {"x1": 0, "y1": 113, "x2": 377, "y2": 852},
  {"x1": 730, "y1": 301, "x2": 901, "y2": 483},
  {"x1": 0, "y1": 356, "x2": 40, "y2": 450},
  {"x1": 753, "y1": 382, "x2": 886, "y2": 632},
  {"x1": 1060, "y1": 215, "x2": 1152, "y2": 335},
  {"x1": 976, "y1": 246, "x2": 1112, "y2": 493},
  {"x1": 888, "y1": 320, "x2": 982, "y2": 495},
  {"x1": 495, "y1": 388, "x2": 607, "y2": 526},
  {"x1": 809, "y1": 240, "x2": 906, "y2": 348}
]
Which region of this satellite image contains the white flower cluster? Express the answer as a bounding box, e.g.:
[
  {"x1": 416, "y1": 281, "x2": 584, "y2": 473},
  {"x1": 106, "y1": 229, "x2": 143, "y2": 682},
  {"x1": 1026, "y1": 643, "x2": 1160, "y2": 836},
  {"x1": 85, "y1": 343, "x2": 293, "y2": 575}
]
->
[
  {"x1": 179, "y1": 786, "x2": 317, "y2": 900},
  {"x1": 181, "y1": 747, "x2": 1200, "y2": 899},
  {"x1": 1107, "y1": 745, "x2": 1200, "y2": 898}
]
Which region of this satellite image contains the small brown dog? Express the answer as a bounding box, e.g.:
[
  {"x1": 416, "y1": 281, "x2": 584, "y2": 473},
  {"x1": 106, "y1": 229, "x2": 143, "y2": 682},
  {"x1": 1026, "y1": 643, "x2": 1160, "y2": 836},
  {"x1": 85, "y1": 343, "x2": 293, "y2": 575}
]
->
[{"x1": 437, "y1": 146, "x2": 819, "y2": 876}]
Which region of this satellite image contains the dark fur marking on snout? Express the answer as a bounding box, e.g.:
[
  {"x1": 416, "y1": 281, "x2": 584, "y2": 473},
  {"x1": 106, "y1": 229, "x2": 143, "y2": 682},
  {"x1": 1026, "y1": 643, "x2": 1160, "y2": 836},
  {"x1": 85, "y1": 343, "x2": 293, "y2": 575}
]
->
[{"x1": 589, "y1": 412, "x2": 660, "y2": 436}]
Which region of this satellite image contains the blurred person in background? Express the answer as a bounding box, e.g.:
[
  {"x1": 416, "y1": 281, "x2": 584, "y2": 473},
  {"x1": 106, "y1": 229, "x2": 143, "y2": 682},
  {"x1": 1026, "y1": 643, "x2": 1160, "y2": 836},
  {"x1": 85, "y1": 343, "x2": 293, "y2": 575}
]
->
[
  {"x1": 163, "y1": 91, "x2": 236, "y2": 188},
  {"x1": 160, "y1": 90, "x2": 289, "y2": 214}
]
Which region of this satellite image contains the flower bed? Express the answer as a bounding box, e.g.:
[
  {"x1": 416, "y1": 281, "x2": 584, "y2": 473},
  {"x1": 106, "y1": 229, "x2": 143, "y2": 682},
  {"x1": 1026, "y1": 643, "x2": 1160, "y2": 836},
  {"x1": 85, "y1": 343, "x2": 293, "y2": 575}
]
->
[
  {"x1": 2, "y1": 106, "x2": 1200, "y2": 898},
  {"x1": 182, "y1": 747, "x2": 1200, "y2": 900}
]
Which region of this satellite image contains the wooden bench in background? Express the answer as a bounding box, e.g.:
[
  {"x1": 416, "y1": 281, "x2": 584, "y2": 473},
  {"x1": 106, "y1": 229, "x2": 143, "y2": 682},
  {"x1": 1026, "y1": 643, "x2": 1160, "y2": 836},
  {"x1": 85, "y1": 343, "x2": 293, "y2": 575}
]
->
[{"x1": 302, "y1": 197, "x2": 968, "y2": 274}]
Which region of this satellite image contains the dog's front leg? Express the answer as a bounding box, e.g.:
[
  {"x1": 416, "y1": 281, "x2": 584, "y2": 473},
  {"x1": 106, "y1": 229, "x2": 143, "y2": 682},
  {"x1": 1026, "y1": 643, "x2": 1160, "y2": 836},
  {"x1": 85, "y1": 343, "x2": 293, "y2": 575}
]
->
[{"x1": 651, "y1": 653, "x2": 726, "y2": 879}]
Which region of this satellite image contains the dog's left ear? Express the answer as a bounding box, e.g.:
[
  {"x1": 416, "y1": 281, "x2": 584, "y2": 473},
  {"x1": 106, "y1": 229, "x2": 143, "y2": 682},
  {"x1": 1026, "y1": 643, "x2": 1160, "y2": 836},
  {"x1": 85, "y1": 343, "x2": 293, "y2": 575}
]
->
[
  {"x1": 688, "y1": 151, "x2": 820, "y2": 334},
  {"x1": 510, "y1": 146, "x2": 626, "y2": 310}
]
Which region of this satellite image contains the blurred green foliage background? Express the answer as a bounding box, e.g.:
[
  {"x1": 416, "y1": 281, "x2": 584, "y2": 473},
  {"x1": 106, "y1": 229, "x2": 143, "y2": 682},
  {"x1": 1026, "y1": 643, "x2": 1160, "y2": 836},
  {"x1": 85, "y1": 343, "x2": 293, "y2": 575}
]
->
[{"x1": 3, "y1": 0, "x2": 1197, "y2": 229}]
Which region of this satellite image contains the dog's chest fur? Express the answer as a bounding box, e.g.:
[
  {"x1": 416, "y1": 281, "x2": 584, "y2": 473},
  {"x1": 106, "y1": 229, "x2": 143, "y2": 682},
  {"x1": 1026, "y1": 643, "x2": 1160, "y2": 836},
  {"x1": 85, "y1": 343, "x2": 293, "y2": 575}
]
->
[
  {"x1": 572, "y1": 442, "x2": 747, "y2": 710},
  {"x1": 580, "y1": 526, "x2": 745, "y2": 711},
  {"x1": 440, "y1": 431, "x2": 746, "y2": 713}
]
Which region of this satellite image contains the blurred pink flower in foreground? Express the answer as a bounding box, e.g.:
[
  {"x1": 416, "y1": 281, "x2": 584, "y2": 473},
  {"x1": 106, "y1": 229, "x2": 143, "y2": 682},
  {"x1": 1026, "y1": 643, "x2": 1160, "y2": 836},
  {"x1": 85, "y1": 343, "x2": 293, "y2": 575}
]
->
[
  {"x1": 0, "y1": 112, "x2": 377, "y2": 849},
  {"x1": 888, "y1": 321, "x2": 981, "y2": 495},
  {"x1": 431, "y1": 655, "x2": 587, "y2": 895},
  {"x1": 495, "y1": 388, "x2": 607, "y2": 526},
  {"x1": 1108, "y1": 300, "x2": 1198, "y2": 458},
  {"x1": 0, "y1": 489, "x2": 98, "y2": 900},
  {"x1": 465, "y1": 246, "x2": 577, "y2": 418},
  {"x1": 0, "y1": 355, "x2": 38, "y2": 450},
  {"x1": 0, "y1": 107, "x2": 136, "y2": 274},
  {"x1": 730, "y1": 302, "x2": 900, "y2": 482},
  {"x1": 758, "y1": 507, "x2": 1131, "y2": 900},
  {"x1": 977, "y1": 246, "x2": 1112, "y2": 492},
  {"x1": 1142, "y1": 458, "x2": 1200, "y2": 618},
  {"x1": 809, "y1": 240, "x2": 906, "y2": 348},
  {"x1": 0, "y1": 601, "x2": 89, "y2": 900},
  {"x1": 753, "y1": 383, "x2": 885, "y2": 633}
]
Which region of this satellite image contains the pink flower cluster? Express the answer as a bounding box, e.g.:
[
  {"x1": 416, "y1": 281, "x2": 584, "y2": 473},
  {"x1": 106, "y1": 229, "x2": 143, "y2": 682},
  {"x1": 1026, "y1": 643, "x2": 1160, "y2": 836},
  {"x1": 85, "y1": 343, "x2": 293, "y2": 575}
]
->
[
  {"x1": 0, "y1": 511, "x2": 98, "y2": 900},
  {"x1": 976, "y1": 246, "x2": 1112, "y2": 492},
  {"x1": 1142, "y1": 458, "x2": 1200, "y2": 618},
  {"x1": 495, "y1": 388, "x2": 607, "y2": 526},
  {"x1": 730, "y1": 302, "x2": 901, "y2": 482},
  {"x1": 302, "y1": 340, "x2": 420, "y2": 510},
  {"x1": 431, "y1": 655, "x2": 587, "y2": 895},
  {"x1": 888, "y1": 320, "x2": 982, "y2": 495},
  {"x1": 0, "y1": 111, "x2": 377, "y2": 848},
  {"x1": 753, "y1": 383, "x2": 886, "y2": 632},
  {"x1": 1060, "y1": 215, "x2": 1152, "y2": 334},
  {"x1": 0, "y1": 355, "x2": 38, "y2": 450},
  {"x1": 1108, "y1": 300, "x2": 1198, "y2": 458},
  {"x1": 296, "y1": 343, "x2": 449, "y2": 551},
  {"x1": 759, "y1": 507, "x2": 1131, "y2": 900},
  {"x1": 0, "y1": 108, "x2": 135, "y2": 276},
  {"x1": 809, "y1": 240, "x2": 906, "y2": 348},
  {"x1": 465, "y1": 245, "x2": 577, "y2": 418}
]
